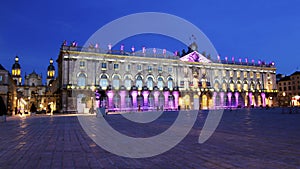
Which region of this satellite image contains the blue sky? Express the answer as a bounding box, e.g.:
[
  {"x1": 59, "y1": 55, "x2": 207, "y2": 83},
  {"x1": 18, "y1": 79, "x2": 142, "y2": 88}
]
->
[{"x1": 1, "y1": 0, "x2": 300, "y2": 82}]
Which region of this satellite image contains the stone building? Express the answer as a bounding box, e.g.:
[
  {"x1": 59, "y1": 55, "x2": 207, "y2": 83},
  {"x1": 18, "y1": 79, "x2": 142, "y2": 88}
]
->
[
  {"x1": 0, "y1": 64, "x2": 16, "y2": 115},
  {"x1": 57, "y1": 42, "x2": 277, "y2": 113},
  {"x1": 277, "y1": 71, "x2": 300, "y2": 106}
]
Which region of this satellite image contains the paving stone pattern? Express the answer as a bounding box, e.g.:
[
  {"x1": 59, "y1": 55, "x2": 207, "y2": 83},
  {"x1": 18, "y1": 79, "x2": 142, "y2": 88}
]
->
[{"x1": 0, "y1": 108, "x2": 299, "y2": 169}]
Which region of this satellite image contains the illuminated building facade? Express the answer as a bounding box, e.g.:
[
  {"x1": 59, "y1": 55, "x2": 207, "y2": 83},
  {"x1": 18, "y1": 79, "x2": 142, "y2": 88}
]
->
[
  {"x1": 58, "y1": 41, "x2": 277, "y2": 113},
  {"x1": 277, "y1": 71, "x2": 300, "y2": 106},
  {"x1": 7, "y1": 56, "x2": 59, "y2": 115}
]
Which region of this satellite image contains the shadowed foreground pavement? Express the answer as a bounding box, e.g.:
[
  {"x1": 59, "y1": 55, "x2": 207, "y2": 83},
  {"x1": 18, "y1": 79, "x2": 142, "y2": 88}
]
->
[{"x1": 0, "y1": 108, "x2": 299, "y2": 169}]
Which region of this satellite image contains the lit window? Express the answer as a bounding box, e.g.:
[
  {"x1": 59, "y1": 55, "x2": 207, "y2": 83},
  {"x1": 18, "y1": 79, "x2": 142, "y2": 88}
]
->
[
  {"x1": 79, "y1": 61, "x2": 85, "y2": 68},
  {"x1": 256, "y1": 73, "x2": 260, "y2": 79},
  {"x1": 243, "y1": 72, "x2": 248, "y2": 78},
  {"x1": 114, "y1": 63, "x2": 119, "y2": 70},
  {"x1": 157, "y1": 77, "x2": 164, "y2": 89},
  {"x1": 147, "y1": 77, "x2": 153, "y2": 89},
  {"x1": 250, "y1": 72, "x2": 254, "y2": 78},
  {"x1": 100, "y1": 74, "x2": 108, "y2": 89},
  {"x1": 237, "y1": 71, "x2": 241, "y2": 78},
  {"x1": 222, "y1": 70, "x2": 226, "y2": 77},
  {"x1": 124, "y1": 75, "x2": 131, "y2": 89},
  {"x1": 136, "y1": 75, "x2": 143, "y2": 89},
  {"x1": 230, "y1": 71, "x2": 234, "y2": 77},
  {"x1": 77, "y1": 73, "x2": 86, "y2": 87},
  {"x1": 167, "y1": 77, "x2": 173, "y2": 89},
  {"x1": 112, "y1": 75, "x2": 120, "y2": 89},
  {"x1": 148, "y1": 66, "x2": 152, "y2": 72},
  {"x1": 101, "y1": 63, "x2": 107, "y2": 70}
]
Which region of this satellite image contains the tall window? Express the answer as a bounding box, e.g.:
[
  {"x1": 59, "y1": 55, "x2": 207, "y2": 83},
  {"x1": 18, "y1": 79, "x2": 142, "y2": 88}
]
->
[
  {"x1": 243, "y1": 81, "x2": 248, "y2": 91},
  {"x1": 136, "y1": 75, "x2": 143, "y2": 89},
  {"x1": 243, "y1": 72, "x2": 248, "y2": 78},
  {"x1": 229, "y1": 80, "x2": 234, "y2": 91},
  {"x1": 77, "y1": 73, "x2": 86, "y2": 87},
  {"x1": 147, "y1": 77, "x2": 153, "y2": 89},
  {"x1": 126, "y1": 64, "x2": 131, "y2": 71},
  {"x1": 137, "y1": 64, "x2": 142, "y2": 71},
  {"x1": 112, "y1": 75, "x2": 120, "y2": 89},
  {"x1": 100, "y1": 74, "x2": 108, "y2": 89},
  {"x1": 148, "y1": 66, "x2": 152, "y2": 72},
  {"x1": 157, "y1": 77, "x2": 164, "y2": 89},
  {"x1": 168, "y1": 67, "x2": 172, "y2": 73},
  {"x1": 237, "y1": 81, "x2": 242, "y2": 91},
  {"x1": 167, "y1": 77, "x2": 173, "y2": 89},
  {"x1": 124, "y1": 75, "x2": 131, "y2": 89},
  {"x1": 237, "y1": 71, "x2": 241, "y2": 78}
]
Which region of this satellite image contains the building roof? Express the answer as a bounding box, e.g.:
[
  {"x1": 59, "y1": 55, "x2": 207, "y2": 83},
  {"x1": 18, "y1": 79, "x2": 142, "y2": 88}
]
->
[
  {"x1": 278, "y1": 76, "x2": 291, "y2": 82},
  {"x1": 0, "y1": 64, "x2": 7, "y2": 71},
  {"x1": 291, "y1": 71, "x2": 300, "y2": 76}
]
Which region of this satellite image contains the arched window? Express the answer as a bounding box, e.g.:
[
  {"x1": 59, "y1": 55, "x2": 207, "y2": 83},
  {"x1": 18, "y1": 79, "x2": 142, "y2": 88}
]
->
[
  {"x1": 112, "y1": 75, "x2": 120, "y2": 89},
  {"x1": 136, "y1": 75, "x2": 143, "y2": 89},
  {"x1": 77, "y1": 73, "x2": 86, "y2": 87},
  {"x1": 167, "y1": 77, "x2": 173, "y2": 89},
  {"x1": 237, "y1": 81, "x2": 242, "y2": 91},
  {"x1": 147, "y1": 77, "x2": 153, "y2": 89},
  {"x1": 100, "y1": 74, "x2": 108, "y2": 89},
  {"x1": 250, "y1": 81, "x2": 255, "y2": 91},
  {"x1": 243, "y1": 81, "x2": 248, "y2": 91},
  {"x1": 256, "y1": 82, "x2": 261, "y2": 90},
  {"x1": 157, "y1": 77, "x2": 164, "y2": 89},
  {"x1": 229, "y1": 80, "x2": 235, "y2": 91},
  {"x1": 124, "y1": 75, "x2": 131, "y2": 89},
  {"x1": 214, "y1": 81, "x2": 220, "y2": 91}
]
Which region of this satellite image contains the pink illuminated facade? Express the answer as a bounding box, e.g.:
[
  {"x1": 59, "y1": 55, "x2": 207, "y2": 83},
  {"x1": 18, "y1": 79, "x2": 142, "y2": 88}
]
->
[{"x1": 57, "y1": 41, "x2": 277, "y2": 113}]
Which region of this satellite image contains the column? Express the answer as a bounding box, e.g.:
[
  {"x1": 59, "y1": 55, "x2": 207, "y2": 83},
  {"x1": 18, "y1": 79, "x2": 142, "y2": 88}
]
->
[
  {"x1": 154, "y1": 91, "x2": 160, "y2": 108},
  {"x1": 227, "y1": 92, "x2": 232, "y2": 107},
  {"x1": 142, "y1": 90, "x2": 149, "y2": 110},
  {"x1": 131, "y1": 90, "x2": 138, "y2": 109},
  {"x1": 235, "y1": 92, "x2": 239, "y2": 107},
  {"x1": 220, "y1": 92, "x2": 224, "y2": 108},
  {"x1": 249, "y1": 92, "x2": 253, "y2": 106},
  {"x1": 164, "y1": 91, "x2": 170, "y2": 110},
  {"x1": 107, "y1": 90, "x2": 114, "y2": 109},
  {"x1": 213, "y1": 92, "x2": 217, "y2": 109},
  {"x1": 120, "y1": 90, "x2": 126, "y2": 110},
  {"x1": 261, "y1": 92, "x2": 266, "y2": 107},
  {"x1": 173, "y1": 91, "x2": 179, "y2": 110}
]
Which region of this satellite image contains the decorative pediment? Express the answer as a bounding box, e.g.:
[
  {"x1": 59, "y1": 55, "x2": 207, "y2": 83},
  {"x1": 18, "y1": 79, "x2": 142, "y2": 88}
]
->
[{"x1": 180, "y1": 51, "x2": 212, "y2": 63}]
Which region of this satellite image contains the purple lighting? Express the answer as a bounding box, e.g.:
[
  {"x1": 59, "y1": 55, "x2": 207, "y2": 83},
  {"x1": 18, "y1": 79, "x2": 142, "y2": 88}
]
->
[
  {"x1": 172, "y1": 91, "x2": 179, "y2": 110},
  {"x1": 225, "y1": 56, "x2": 228, "y2": 62},
  {"x1": 131, "y1": 46, "x2": 135, "y2": 52},
  {"x1": 245, "y1": 58, "x2": 248, "y2": 63},
  {"x1": 142, "y1": 46, "x2": 146, "y2": 55},
  {"x1": 108, "y1": 44, "x2": 112, "y2": 50},
  {"x1": 131, "y1": 90, "x2": 138, "y2": 108},
  {"x1": 120, "y1": 44, "x2": 124, "y2": 51},
  {"x1": 163, "y1": 49, "x2": 166, "y2": 56},
  {"x1": 232, "y1": 56, "x2": 235, "y2": 62},
  {"x1": 239, "y1": 58, "x2": 242, "y2": 63}
]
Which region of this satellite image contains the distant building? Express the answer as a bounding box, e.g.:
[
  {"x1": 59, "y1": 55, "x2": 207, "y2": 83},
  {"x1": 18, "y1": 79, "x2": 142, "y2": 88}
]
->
[
  {"x1": 9, "y1": 56, "x2": 59, "y2": 115},
  {"x1": 277, "y1": 71, "x2": 300, "y2": 106},
  {"x1": 0, "y1": 64, "x2": 16, "y2": 115},
  {"x1": 57, "y1": 41, "x2": 277, "y2": 113}
]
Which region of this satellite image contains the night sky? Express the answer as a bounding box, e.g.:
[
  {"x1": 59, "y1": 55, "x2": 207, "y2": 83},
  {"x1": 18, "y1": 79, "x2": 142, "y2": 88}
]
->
[{"x1": 1, "y1": 0, "x2": 300, "y2": 83}]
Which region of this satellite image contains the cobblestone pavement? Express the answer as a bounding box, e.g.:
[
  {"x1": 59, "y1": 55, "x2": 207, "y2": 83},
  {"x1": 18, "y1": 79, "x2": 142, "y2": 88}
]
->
[{"x1": 0, "y1": 108, "x2": 300, "y2": 169}]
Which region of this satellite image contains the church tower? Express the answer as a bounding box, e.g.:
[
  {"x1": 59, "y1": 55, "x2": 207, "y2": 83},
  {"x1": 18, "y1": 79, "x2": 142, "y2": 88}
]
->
[
  {"x1": 47, "y1": 58, "x2": 55, "y2": 85},
  {"x1": 12, "y1": 56, "x2": 22, "y2": 85}
]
